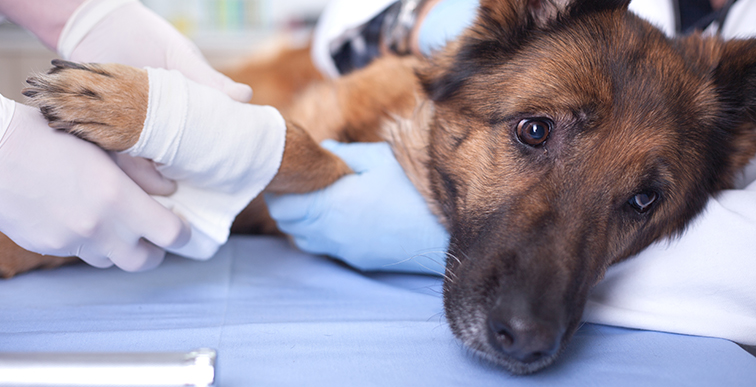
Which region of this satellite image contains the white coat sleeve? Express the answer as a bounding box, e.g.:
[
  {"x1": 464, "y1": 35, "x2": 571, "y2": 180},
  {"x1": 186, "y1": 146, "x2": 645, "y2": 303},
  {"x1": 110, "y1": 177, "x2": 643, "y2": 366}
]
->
[{"x1": 584, "y1": 181, "x2": 756, "y2": 346}]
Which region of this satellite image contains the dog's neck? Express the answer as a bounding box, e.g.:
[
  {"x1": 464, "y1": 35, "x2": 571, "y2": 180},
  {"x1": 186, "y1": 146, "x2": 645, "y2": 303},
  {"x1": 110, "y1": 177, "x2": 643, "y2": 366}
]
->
[{"x1": 379, "y1": 100, "x2": 447, "y2": 226}]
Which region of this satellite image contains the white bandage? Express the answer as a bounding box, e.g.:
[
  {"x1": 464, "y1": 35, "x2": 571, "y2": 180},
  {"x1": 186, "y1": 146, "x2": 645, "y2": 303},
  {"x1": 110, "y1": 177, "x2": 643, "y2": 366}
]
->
[{"x1": 125, "y1": 68, "x2": 286, "y2": 259}]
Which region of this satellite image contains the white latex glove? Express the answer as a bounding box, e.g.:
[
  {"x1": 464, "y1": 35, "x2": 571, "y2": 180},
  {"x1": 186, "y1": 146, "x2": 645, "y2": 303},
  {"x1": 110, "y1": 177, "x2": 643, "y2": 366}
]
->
[
  {"x1": 265, "y1": 141, "x2": 450, "y2": 274},
  {"x1": 122, "y1": 68, "x2": 286, "y2": 259},
  {"x1": 58, "y1": 0, "x2": 252, "y2": 103},
  {"x1": 111, "y1": 152, "x2": 176, "y2": 197},
  {"x1": 0, "y1": 97, "x2": 190, "y2": 271}
]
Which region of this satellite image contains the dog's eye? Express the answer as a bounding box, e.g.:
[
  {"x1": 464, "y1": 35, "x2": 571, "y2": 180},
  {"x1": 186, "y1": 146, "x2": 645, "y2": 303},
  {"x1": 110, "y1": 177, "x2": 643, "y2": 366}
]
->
[
  {"x1": 628, "y1": 191, "x2": 658, "y2": 213},
  {"x1": 517, "y1": 119, "x2": 551, "y2": 146}
]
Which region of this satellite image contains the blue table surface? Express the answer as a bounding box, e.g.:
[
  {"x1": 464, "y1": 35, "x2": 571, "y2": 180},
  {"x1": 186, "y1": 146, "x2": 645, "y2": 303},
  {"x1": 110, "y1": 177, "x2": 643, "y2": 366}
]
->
[{"x1": 1, "y1": 236, "x2": 754, "y2": 386}]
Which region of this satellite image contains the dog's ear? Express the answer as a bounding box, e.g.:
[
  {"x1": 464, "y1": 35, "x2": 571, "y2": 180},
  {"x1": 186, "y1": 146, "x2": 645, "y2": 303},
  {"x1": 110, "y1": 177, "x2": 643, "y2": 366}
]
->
[
  {"x1": 476, "y1": 0, "x2": 630, "y2": 31},
  {"x1": 567, "y1": 0, "x2": 631, "y2": 18},
  {"x1": 715, "y1": 39, "x2": 756, "y2": 124},
  {"x1": 422, "y1": 0, "x2": 631, "y2": 102},
  {"x1": 713, "y1": 39, "x2": 756, "y2": 171}
]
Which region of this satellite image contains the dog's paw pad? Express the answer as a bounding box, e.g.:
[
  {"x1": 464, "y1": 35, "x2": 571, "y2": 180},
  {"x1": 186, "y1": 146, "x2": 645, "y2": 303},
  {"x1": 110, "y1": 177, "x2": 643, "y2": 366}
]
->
[{"x1": 21, "y1": 61, "x2": 148, "y2": 151}]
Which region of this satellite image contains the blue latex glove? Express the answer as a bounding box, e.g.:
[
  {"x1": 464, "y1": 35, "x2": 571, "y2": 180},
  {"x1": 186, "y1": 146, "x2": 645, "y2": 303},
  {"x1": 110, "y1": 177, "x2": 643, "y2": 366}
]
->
[
  {"x1": 418, "y1": 0, "x2": 478, "y2": 56},
  {"x1": 265, "y1": 140, "x2": 450, "y2": 275}
]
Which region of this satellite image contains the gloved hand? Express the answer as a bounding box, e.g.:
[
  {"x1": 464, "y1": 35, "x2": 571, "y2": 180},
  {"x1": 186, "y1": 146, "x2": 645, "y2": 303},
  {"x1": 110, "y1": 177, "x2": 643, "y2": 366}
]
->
[
  {"x1": 111, "y1": 152, "x2": 177, "y2": 197},
  {"x1": 58, "y1": 0, "x2": 252, "y2": 103},
  {"x1": 54, "y1": 0, "x2": 273, "y2": 259},
  {"x1": 0, "y1": 0, "x2": 247, "y2": 206},
  {"x1": 416, "y1": 0, "x2": 479, "y2": 56},
  {"x1": 266, "y1": 140, "x2": 450, "y2": 274},
  {"x1": 0, "y1": 97, "x2": 190, "y2": 271}
]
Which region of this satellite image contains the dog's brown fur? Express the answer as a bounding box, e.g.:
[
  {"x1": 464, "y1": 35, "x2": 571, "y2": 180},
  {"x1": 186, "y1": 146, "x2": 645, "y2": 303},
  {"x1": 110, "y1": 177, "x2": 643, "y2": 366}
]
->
[
  {"x1": 224, "y1": 45, "x2": 324, "y2": 110},
  {"x1": 0, "y1": 234, "x2": 77, "y2": 278},
  {"x1": 5, "y1": 0, "x2": 756, "y2": 375}
]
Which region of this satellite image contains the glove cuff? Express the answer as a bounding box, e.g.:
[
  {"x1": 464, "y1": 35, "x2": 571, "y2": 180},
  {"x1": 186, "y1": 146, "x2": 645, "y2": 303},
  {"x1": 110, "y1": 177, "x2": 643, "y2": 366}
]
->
[{"x1": 57, "y1": 0, "x2": 137, "y2": 59}]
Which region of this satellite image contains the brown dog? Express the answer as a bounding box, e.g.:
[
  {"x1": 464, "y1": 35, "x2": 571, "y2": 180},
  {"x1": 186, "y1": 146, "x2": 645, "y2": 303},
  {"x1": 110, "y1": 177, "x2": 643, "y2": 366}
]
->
[{"x1": 8, "y1": 0, "x2": 756, "y2": 375}]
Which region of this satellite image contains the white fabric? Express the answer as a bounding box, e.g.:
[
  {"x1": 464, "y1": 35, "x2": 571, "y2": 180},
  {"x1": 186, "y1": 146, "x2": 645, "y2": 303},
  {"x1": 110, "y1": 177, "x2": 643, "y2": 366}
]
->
[
  {"x1": 585, "y1": 188, "x2": 756, "y2": 345},
  {"x1": 312, "y1": 0, "x2": 397, "y2": 78},
  {"x1": 0, "y1": 93, "x2": 15, "y2": 147},
  {"x1": 0, "y1": 96, "x2": 190, "y2": 271},
  {"x1": 628, "y1": 0, "x2": 676, "y2": 37},
  {"x1": 57, "y1": 0, "x2": 135, "y2": 60},
  {"x1": 125, "y1": 68, "x2": 286, "y2": 259},
  {"x1": 629, "y1": 0, "x2": 756, "y2": 39},
  {"x1": 720, "y1": 0, "x2": 756, "y2": 39}
]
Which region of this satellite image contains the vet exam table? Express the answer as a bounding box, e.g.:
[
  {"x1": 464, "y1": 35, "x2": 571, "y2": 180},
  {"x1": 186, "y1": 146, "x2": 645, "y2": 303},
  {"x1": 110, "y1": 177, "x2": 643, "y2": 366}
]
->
[{"x1": 1, "y1": 236, "x2": 754, "y2": 386}]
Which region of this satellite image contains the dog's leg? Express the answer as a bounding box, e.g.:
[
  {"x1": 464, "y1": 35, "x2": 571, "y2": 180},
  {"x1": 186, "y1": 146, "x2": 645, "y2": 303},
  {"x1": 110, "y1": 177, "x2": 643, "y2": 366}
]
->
[
  {"x1": 23, "y1": 60, "x2": 351, "y2": 194},
  {"x1": 15, "y1": 60, "x2": 351, "y2": 275},
  {"x1": 231, "y1": 54, "x2": 430, "y2": 235},
  {"x1": 223, "y1": 45, "x2": 324, "y2": 111},
  {"x1": 0, "y1": 233, "x2": 78, "y2": 278},
  {"x1": 20, "y1": 56, "x2": 430, "y2": 271},
  {"x1": 285, "y1": 55, "x2": 424, "y2": 143},
  {"x1": 266, "y1": 121, "x2": 352, "y2": 193},
  {"x1": 24, "y1": 60, "x2": 148, "y2": 151},
  {"x1": 26, "y1": 56, "x2": 426, "y2": 194}
]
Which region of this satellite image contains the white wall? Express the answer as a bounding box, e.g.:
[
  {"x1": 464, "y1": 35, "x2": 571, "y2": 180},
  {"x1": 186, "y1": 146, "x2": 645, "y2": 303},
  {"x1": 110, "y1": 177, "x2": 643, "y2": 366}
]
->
[
  {"x1": 0, "y1": 25, "x2": 56, "y2": 103},
  {"x1": 0, "y1": 0, "x2": 330, "y2": 102},
  {"x1": 141, "y1": 0, "x2": 329, "y2": 34},
  {"x1": 267, "y1": 0, "x2": 329, "y2": 26}
]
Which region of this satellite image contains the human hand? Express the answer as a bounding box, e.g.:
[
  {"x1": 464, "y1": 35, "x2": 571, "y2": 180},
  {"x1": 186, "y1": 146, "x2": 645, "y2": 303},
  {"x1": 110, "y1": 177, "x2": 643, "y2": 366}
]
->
[
  {"x1": 0, "y1": 99, "x2": 190, "y2": 271},
  {"x1": 111, "y1": 153, "x2": 177, "y2": 197},
  {"x1": 414, "y1": 0, "x2": 479, "y2": 56},
  {"x1": 266, "y1": 140, "x2": 450, "y2": 274},
  {"x1": 58, "y1": 0, "x2": 252, "y2": 102}
]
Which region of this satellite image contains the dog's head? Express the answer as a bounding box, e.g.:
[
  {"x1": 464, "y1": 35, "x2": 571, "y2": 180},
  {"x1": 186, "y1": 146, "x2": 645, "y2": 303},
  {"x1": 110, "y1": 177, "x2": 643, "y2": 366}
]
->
[{"x1": 418, "y1": 0, "x2": 756, "y2": 374}]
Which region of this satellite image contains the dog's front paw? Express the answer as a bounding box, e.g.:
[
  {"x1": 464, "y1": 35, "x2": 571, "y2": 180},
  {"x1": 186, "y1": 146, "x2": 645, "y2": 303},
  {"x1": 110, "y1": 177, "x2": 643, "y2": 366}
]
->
[{"x1": 23, "y1": 60, "x2": 149, "y2": 152}]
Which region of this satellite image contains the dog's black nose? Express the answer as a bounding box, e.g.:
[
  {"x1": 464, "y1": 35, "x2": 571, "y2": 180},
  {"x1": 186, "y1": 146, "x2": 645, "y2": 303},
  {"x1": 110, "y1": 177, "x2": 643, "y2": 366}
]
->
[{"x1": 486, "y1": 308, "x2": 562, "y2": 364}]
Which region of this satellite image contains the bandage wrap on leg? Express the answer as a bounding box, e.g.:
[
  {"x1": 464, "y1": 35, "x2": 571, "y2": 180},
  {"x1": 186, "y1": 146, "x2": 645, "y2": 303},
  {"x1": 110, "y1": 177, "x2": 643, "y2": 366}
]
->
[{"x1": 126, "y1": 68, "x2": 286, "y2": 259}]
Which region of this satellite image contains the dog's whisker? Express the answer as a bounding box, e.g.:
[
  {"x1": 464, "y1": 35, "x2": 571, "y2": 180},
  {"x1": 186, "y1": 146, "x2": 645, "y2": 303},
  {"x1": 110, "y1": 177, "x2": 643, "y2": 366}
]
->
[
  {"x1": 444, "y1": 251, "x2": 462, "y2": 266},
  {"x1": 411, "y1": 252, "x2": 457, "y2": 281},
  {"x1": 383, "y1": 251, "x2": 453, "y2": 281}
]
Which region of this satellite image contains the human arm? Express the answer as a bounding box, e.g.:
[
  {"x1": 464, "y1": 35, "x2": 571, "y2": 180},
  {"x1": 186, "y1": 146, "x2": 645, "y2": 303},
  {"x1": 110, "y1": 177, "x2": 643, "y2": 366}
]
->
[
  {"x1": 0, "y1": 95, "x2": 190, "y2": 271},
  {"x1": 0, "y1": 0, "x2": 81, "y2": 50},
  {"x1": 0, "y1": 0, "x2": 252, "y2": 102}
]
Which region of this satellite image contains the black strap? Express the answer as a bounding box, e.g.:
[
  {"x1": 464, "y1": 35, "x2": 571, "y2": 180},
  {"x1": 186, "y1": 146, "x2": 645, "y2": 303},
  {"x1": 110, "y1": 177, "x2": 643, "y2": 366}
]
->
[
  {"x1": 330, "y1": 2, "x2": 401, "y2": 75},
  {"x1": 677, "y1": 0, "x2": 739, "y2": 35}
]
